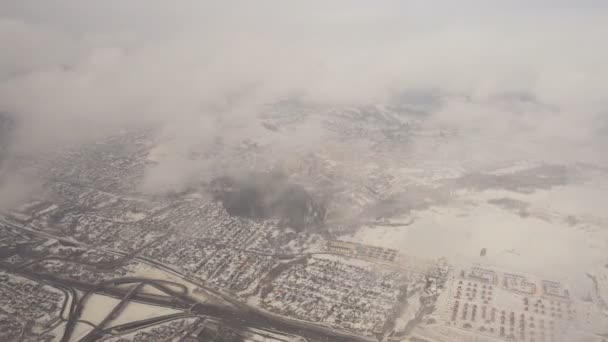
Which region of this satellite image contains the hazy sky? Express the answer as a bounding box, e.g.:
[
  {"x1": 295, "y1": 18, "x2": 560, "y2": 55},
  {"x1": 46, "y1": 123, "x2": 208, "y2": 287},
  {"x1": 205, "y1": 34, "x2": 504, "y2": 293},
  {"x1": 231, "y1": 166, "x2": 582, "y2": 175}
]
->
[
  {"x1": 2, "y1": 6, "x2": 608, "y2": 338},
  {"x1": 1, "y1": 1, "x2": 607, "y2": 165}
]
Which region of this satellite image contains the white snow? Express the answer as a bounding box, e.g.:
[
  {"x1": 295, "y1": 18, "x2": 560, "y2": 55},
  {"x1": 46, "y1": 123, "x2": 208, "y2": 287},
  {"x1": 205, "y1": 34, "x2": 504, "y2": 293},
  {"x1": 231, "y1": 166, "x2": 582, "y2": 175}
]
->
[
  {"x1": 107, "y1": 301, "x2": 181, "y2": 327},
  {"x1": 348, "y1": 183, "x2": 608, "y2": 295},
  {"x1": 69, "y1": 322, "x2": 93, "y2": 342},
  {"x1": 79, "y1": 294, "x2": 121, "y2": 324}
]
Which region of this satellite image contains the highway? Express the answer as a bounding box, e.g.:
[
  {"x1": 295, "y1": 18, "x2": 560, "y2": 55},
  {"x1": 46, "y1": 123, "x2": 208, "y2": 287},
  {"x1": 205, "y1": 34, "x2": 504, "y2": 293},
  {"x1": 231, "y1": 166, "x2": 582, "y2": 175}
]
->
[
  {"x1": 61, "y1": 275, "x2": 369, "y2": 341},
  {"x1": 1, "y1": 218, "x2": 375, "y2": 341}
]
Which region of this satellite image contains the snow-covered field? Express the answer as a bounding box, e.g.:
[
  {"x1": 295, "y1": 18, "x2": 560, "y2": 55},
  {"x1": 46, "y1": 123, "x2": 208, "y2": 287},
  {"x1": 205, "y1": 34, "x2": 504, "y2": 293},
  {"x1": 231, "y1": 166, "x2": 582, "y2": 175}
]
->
[
  {"x1": 69, "y1": 322, "x2": 94, "y2": 342},
  {"x1": 79, "y1": 293, "x2": 181, "y2": 328},
  {"x1": 107, "y1": 300, "x2": 181, "y2": 327},
  {"x1": 79, "y1": 294, "x2": 121, "y2": 324},
  {"x1": 348, "y1": 177, "x2": 608, "y2": 296}
]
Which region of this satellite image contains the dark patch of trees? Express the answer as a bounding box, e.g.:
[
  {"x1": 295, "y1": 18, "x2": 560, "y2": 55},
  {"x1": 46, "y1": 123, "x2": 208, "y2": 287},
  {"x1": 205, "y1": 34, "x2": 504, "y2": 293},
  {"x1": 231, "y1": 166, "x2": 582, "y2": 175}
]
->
[{"x1": 211, "y1": 173, "x2": 326, "y2": 231}]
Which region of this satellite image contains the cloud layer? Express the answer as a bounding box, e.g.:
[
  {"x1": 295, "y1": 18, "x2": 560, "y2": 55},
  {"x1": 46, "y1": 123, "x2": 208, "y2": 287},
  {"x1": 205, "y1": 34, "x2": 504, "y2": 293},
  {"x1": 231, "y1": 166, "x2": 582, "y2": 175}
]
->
[{"x1": 1, "y1": 1, "x2": 607, "y2": 168}]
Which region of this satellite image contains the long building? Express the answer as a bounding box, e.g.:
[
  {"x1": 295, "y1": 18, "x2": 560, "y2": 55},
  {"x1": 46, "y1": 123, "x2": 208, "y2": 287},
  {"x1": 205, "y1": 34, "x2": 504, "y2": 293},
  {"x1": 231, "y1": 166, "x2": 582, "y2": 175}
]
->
[{"x1": 325, "y1": 240, "x2": 398, "y2": 263}]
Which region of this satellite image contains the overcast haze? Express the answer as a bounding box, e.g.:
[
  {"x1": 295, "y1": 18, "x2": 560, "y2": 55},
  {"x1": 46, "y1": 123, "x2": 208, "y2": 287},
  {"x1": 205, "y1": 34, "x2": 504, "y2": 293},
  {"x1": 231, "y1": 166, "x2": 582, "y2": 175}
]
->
[
  {"x1": 1, "y1": 1, "x2": 607, "y2": 154},
  {"x1": 1, "y1": 2, "x2": 608, "y2": 340},
  {"x1": 1, "y1": 1, "x2": 608, "y2": 203}
]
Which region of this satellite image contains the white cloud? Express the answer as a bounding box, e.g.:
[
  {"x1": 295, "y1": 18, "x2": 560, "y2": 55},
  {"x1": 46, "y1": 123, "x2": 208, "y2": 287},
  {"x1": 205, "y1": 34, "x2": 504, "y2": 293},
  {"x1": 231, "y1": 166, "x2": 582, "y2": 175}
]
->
[{"x1": 0, "y1": 1, "x2": 607, "y2": 167}]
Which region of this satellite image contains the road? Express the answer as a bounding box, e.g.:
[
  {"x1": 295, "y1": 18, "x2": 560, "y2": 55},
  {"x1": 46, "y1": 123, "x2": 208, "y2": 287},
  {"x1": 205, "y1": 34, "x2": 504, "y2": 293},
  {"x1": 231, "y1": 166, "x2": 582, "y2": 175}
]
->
[
  {"x1": 1, "y1": 218, "x2": 373, "y2": 342},
  {"x1": 24, "y1": 271, "x2": 370, "y2": 342}
]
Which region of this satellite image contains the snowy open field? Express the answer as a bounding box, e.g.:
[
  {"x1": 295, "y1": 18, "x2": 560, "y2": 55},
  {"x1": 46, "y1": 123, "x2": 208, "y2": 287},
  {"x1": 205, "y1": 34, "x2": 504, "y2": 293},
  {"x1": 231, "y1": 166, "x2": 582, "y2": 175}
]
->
[{"x1": 347, "y1": 175, "x2": 608, "y2": 296}]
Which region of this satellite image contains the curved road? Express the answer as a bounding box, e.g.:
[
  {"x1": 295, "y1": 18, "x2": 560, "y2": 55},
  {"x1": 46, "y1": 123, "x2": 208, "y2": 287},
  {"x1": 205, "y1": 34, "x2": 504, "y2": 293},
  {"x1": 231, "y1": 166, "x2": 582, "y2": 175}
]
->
[{"x1": 2, "y1": 219, "x2": 374, "y2": 342}]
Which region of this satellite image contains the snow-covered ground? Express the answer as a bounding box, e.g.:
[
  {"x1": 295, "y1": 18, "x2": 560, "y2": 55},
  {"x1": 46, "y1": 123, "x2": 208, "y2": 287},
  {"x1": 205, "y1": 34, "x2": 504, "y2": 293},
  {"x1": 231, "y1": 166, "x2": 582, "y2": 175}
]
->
[
  {"x1": 79, "y1": 294, "x2": 121, "y2": 324},
  {"x1": 69, "y1": 322, "x2": 94, "y2": 342},
  {"x1": 79, "y1": 292, "x2": 182, "y2": 328},
  {"x1": 347, "y1": 180, "x2": 608, "y2": 296},
  {"x1": 107, "y1": 300, "x2": 181, "y2": 327}
]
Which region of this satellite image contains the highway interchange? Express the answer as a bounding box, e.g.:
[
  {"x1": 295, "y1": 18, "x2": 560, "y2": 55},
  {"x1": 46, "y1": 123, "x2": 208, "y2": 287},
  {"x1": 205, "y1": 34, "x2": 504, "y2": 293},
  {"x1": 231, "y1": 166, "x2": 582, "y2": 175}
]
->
[{"x1": 1, "y1": 218, "x2": 373, "y2": 342}]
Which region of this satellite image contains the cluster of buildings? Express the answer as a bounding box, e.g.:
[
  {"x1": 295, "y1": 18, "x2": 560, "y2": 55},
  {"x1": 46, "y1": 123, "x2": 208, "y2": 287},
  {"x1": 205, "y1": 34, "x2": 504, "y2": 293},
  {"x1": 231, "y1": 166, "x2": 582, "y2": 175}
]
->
[
  {"x1": 30, "y1": 258, "x2": 133, "y2": 284},
  {"x1": 503, "y1": 273, "x2": 538, "y2": 296},
  {"x1": 261, "y1": 257, "x2": 410, "y2": 336},
  {"x1": 0, "y1": 127, "x2": 448, "y2": 340},
  {"x1": 433, "y1": 265, "x2": 608, "y2": 342},
  {"x1": 142, "y1": 230, "x2": 276, "y2": 293},
  {"x1": 2, "y1": 178, "x2": 432, "y2": 339},
  {"x1": 0, "y1": 313, "x2": 23, "y2": 341},
  {"x1": 38, "y1": 131, "x2": 153, "y2": 195},
  {"x1": 325, "y1": 240, "x2": 398, "y2": 264},
  {"x1": 0, "y1": 271, "x2": 64, "y2": 333},
  {"x1": 106, "y1": 317, "x2": 201, "y2": 342}
]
